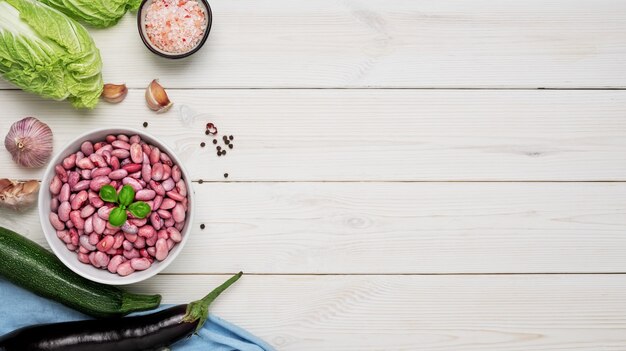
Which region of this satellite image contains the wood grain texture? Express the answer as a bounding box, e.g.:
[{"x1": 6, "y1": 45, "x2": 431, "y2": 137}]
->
[
  {"x1": 130, "y1": 274, "x2": 626, "y2": 350},
  {"x1": 4, "y1": 182, "x2": 625, "y2": 274},
  {"x1": 1, "y1": 89, "x2": 626, "y2": 181},
  {"x1": 1, "y1": 0, "x2": 625, "y2": 89}
]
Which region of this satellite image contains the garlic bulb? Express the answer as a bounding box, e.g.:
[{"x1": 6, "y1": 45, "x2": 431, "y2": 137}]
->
[
  {"x1": 4, "y1": 117, "x2": 53, "y2": 168},
  {"x1": 146, "y1": 79, "x2": 173, "y2": 113},
  {"x1": 0, "y1": 179, "x2": 40, "y2": 211}
]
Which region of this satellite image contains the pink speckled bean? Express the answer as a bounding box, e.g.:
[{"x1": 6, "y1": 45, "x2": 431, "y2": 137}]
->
[
  {"x1": 174, "y1": 222, "x2": 184, "y2": 231},
  {"x1": 164, "y1": 218, "x2": 175, "y2": 228},
  {"x1": 172, "y1": 203, "x2": 185, "y2": 223},
  {"x1": 50, "y1": 176, "x2": 62, "y2": 195},
  {"x1": 159, "y1": 198, "x2": 176, "y2": 210},
  {"x1": 150, "y1": 180, "x2": 165, "y2": 196},
  {"x1": 140, "y1": 249, "x2": 150, "y2": 258},
  {"x1": 122, "y1": 177, "x2": 142, "y2": 192},
  {"x1": 69, "y1": 228, "x2": 79, "y2": 246},
  {"x1": 160, "y1": 152, "x2": 172, "y2": 166},
  {"x1": 84, "y1": 216, "x2": 93, "y2": 234},
  {"x1": 76, "y1": 157, "x2": 95, "y2": 170},
  {"x1": 123, "y1": 249, "x2": 140, "y2": 259},
  {"x1": 122, "y1": 163, "x2": 142, "y2": 173},
  {"x1": 88, "y1": 193, "x2": 102, "y2": 209},
  {"x1": 111, "y1": 149, "x2": 130, "y2": 159},
  {"x1": 65, "y1": 220, "x2": 74, "y2": 229},
  {"x1": 59, "y1": 184, "x2": 70, "y2": 202},
  {"x1": 138, "y1": 225, "x2": 156, "y2": 238},
  {"x1": 113, "y1": 233, "x2": 125, "y2": 249},
  {"x1": 101, "y1": 149, "x2": 112, "y2": 163},
  {"x1": 134, "y1": 236, "x2": 146, "y2": 249},
  {"x1": 72, "y1": 180, "x2": 90, "y2": 192},
  {"x1": 80, "y1": 141, "x2": 94, "y2": 156},
  {"x1": 109, "y1": 180, "x2": 119, "y2": 189},
  {"x1": 120, "y1": 158, "x2": 131, "y2": 167},
  {"x1": 112, "y1": 140, "x2": 131, "y2": 150},
  {"x1": 55, "y1": 164, "x2": 68, "y2": 182},
  {"x1": 110, "y1": 156, "x2": 120, "y2": 170},
  {"x1": 161, "y1": 178, "x2": 175, "y2": 192},
  {"x1": 135, "y1": 189, "x2": 156, "y2": 201},
  {"x1": 68, "y1": 172, "x2": 80, "y2": 188},
  {"x1": 147, "y1": 247, "x2": 156, "y2": 257},
  {"x1": 122, "y1": 240, "x2": 134, "y2": 251},
  {"x1": 129, "y1": 171, "x2": 141, "y2": 179},
  {"x1": 70, "y1": 211, "x2": 84, "y2": 229},
  {"x1": 141, "y1": 164, "x2": 152, "y2": 182},
  {"x1": 94, "y1": 251, "x2": 110, "y2": 268},
  {"x1": 66, "y1": 243, "x2": 78, "y2": 251},
  {"x1": 130, "y1": 143, "x2": 143, "y2": 163},
  {"x1": 80, "y1": 205, "x2": 95, "y2": 218},
  {"x1": 162, "y1": 164, "x2": 172, "y2": 181},
  {"x1": 124, "y1": 232, "x2": 138, "y2": 243},
  {"x1": 70, "y1": 190, "x2": 88, "y2": 210},
  {"x1": 97, "y1": 235, "x2": 115, "y2": 252},
  {"x1": 89, "y1": 153, "x2": 107, "y2": 168},
  {"x1": 130, "y1": 135, "x2": 141, "y2": 144},
  {"x1": 142, "y1": 143, "x2": 152, "y2": 157},
  {"x1": 149, "y1": 212, "x2": 162, "y2": 230},
  {"x1": 56, "y1": 230, "x2": 70, "y2": 243},
  {"x1": 50, "y1": 198, "x2": 59, "y2": 212},
  {"x1": 89, "y1": 233, "x2": 99, "y2": 245},
  {"x1": 108, "y1": 169, "x2": 128, "y2": 180},
  {"x1": 149, "y1": 147, "x2": 160, "y2": 165},
  {"x1": 97, "y1": 206, "x2": 112, "y2": 220},
  {"x1": 151, "y1": 163, "x2": 163, "y2": 181},
  {"x1": 93, "y1": 142, "x2": 106, "y2": 151},
  {"x1": 166, "y1": 239, "x2": 175, "y2": 250},
  {"x1": 91, "y1": 167, "x2": 111, "y2": 178},
  {"x1": 106, "y1": 135, "x2": 116, "y2": 143},
  {"x1": 167, "y1": 227, "x2": 182, "y2": 243},
  {"x1": 117, "y1": 134, "x2": 129, "y2": 142},
  {"x1": 78, "y1": 252, "x2": 90, "y2": 264},
  {"x1": 80, "y1": 235, "x2": 96, "y2": 251},
  {"x1": 107, "y1": 255, "x2": 124, "y2": 273},
  {"x1": 142, "y1": 153, "x2": 149, "y2": 164},
  {"x1": 176, "y1": 180, "x2": 187, "y2": 197},
  {"x1": 171, "y1": 165, "x2": 181, "y2": 182},
  {"x1": 62, "y1": 154, "x2": 77, "y2": 169},
  {"x1": 116, "y1": 262, "x2": 134, "y2": 276},
  {"x1": 130, "y1": 258, "x2": 151, "y2": 271},
  {"x1": 121, "y1": 222, "x2": 138, "y2": 234},
  {"x1": 58, "y1": 201, "x2": 71, "y2": 222},
  {"x1": 157, "y1": 209, "x2": 171, "y2": 219},
  {"x1": 96, "y1": 144, "x2": 112, "y2": 155},
  {"x1": 79, "y1": 246, "x2": 89, "y2": 254},
  {"x1": 93, "y1": 214, "x2": 106, "y2": 234},
  {"x1": 130, "y1": 218, "x2": 148, "y2": 227},
  {"x1": 80, "y1": 169, "x2": 92, "y2": 180},
  {"x1": 75, "y1": 151, "x2": 85, "y2": 161},
  {"x1": 157, "y1": 229, "x2": 168, "y2": 240},
  {"x1": 90, "y1": 176, "x2": 110, "y2": 192},
  {"x1": 166, "y1": 191, "x2": 184, "y2": 202},
  {"x1": 155, "y1": 238, "x2": 168, "y2": 261}
]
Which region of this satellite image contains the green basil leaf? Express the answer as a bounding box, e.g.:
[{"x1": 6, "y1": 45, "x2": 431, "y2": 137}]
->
[
  {"x1": 99, "y1": 185, "x2": 117, "y2": 203},
  {"x1": 108, "y1": 207, "x2": 127, "y2": 227},
  {"x1": 118, "y1": 185, "x2": 135, "y2": 207},
  {"x1": 128, "y1": 201, "x2": 151, "y2": 219}
]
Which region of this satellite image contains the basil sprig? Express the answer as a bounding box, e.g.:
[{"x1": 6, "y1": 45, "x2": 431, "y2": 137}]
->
[{"x1": 99, "y1": 185, "x2": 151, "y2": 227}]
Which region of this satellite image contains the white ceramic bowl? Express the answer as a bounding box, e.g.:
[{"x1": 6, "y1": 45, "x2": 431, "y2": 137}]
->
[{"x1": 39, "y1": 128, "x2": 194, "y2": 285}]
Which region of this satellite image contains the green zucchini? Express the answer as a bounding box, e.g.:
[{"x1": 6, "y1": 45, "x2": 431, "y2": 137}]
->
[{"x1": 0, "y1": 226, "x2": 161, "y2": 318}]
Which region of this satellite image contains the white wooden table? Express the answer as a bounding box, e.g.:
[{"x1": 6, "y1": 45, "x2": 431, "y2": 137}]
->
[{"x1": 2, "y1": 0, "x2": 626, "y2": 349}]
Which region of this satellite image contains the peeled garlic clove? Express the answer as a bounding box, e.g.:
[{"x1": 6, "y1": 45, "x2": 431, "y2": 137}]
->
[
  {"x1": 146, "y1": 79, "x2": 173, "y2": 113},
  {"x1": 102, "y1": 83, "x2": 128, "y2": 103},
  {"x1": 4, "y1": 117, "x2": 53, "y2": 168},
  {"x1": 0, "y1": 179, "x2": 40, "y2": 211}
]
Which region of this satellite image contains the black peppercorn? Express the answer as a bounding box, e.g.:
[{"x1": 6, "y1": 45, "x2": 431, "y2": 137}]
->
[
  {"x1": 200, "y1": 224, "x2": 205, "y2": 230},
  {"x1": 229, "y1": 135, "x2": 234, "y2": 140},
  {"x1": 198, "y1": 179, "x2": 204, "y2": 184},
  {"x1": 213, "y1": 139, "x2": 217, "y2": 144},
  {"x1": 222, "y1": 150, "x2": 227, "y2": 155},
  {"x1": 224, "y1": 173, "x2": 229, "y2": 178},
  {"x1": 228, "y1": 144, "x2": 233, "y2": 149},
  {"x1": 205, "y1": 130, "x2": 210, "y2": 135},
  {"x1": 143, "y1": 122, "x2": 148, "y2": 128},
  {"x1": 200, "y1": 142, "x2": 206, "y2": 147},
  {"x1": 217, "y1": 146, "x2": 221, "y2": 151},
  {"x1": 225, "y1": 140, "x2": 230, "y2": 145}
]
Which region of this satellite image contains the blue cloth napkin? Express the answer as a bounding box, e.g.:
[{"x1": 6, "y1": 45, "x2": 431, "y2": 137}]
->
[{"x1": 0, "y1": 278, "x2": 275, "y2": 351}]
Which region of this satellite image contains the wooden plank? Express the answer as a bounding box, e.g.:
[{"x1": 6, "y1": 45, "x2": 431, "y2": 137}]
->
[
  {"x1": 1, "y1": 89, "x2": 626, "y2": 181},
  {"x1": 5, "y1": 182, "x2": 626, "y2": 274},
  {"x1": 130, "y1": 274, "x2": 626, "y2": 350},
  {"x1": 2, "y1": 0, "x2": 625, "y2": 89}
]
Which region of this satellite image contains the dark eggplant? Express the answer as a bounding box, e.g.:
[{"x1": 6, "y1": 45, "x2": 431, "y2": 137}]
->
[{"x1": 0, "y1": 272, "x2": 242, "y2": 351}]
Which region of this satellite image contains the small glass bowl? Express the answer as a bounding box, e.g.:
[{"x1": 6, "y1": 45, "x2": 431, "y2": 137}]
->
[{"x1": 137, "y1": 0, "x2": 212, "y2": 59}]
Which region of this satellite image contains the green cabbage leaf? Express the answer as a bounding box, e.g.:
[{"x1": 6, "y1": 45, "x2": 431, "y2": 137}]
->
[
  {"x1": 0, "y1": 0, "x2": 103, "y2": 108},
  {"x1": 37, "y1": 0, "x2": 142, "y2": 28}
]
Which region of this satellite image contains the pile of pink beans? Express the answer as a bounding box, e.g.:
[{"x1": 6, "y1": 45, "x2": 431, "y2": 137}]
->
[{"x1": 48, "y1": 134, "x2": 188, "y2": 276}]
